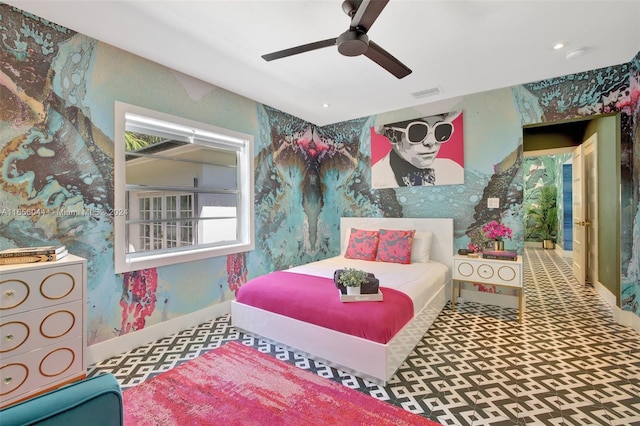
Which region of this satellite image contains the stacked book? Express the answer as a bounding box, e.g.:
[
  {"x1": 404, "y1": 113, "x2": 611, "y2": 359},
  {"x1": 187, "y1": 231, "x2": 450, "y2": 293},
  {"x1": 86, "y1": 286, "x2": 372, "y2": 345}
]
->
[
  {"x1": 482, "y1": 250, "x2": 518, "y2": 261},
  {"x1": 0, "y1": 245, "x2": 68, "y2": 265}
]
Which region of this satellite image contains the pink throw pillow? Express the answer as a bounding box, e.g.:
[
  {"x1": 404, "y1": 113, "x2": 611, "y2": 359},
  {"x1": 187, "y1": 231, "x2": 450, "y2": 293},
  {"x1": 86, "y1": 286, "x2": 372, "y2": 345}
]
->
[
  {"x1": 344, "y1": 229, "x2": 379, "y2": 261},
  {"x1": 376, "y1": 229, "x2": 416, "y2": 264}
]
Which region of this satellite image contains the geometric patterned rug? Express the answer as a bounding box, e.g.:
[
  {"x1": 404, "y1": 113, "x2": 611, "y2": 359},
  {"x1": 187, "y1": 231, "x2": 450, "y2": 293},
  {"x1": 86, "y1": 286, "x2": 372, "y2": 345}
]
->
[{"x1": 89, "y1": 247, "x2": 640, "y2": 425}]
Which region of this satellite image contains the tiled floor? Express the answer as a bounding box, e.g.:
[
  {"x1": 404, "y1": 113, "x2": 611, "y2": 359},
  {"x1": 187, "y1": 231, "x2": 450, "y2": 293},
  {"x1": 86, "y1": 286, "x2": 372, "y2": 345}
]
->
[{"x1": 89, "y1": 248, "x2": 640, "y2": 425}]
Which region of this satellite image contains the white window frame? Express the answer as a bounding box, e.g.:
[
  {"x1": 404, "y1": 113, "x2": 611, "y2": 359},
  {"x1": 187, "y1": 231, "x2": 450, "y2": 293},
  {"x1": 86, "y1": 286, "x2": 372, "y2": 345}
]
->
[{"x1": 114, "y1": 102, "x2": 254, "y2": 273}]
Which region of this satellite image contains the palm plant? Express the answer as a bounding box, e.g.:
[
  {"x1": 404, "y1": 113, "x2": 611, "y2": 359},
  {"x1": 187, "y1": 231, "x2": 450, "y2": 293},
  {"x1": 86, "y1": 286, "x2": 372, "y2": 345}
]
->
[
  {"x1": 125, "y1": 132, "x2": 165, "y2": 152},
  {"x1": 527, "y1": 185, "x2": 558, "y2": 242}
]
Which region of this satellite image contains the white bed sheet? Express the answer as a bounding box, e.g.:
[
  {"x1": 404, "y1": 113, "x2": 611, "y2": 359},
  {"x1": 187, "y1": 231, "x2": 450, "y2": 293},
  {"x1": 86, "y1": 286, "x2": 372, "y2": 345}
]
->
[{"x1": 285, "y1": 255, "x2": 449, "y2": 315}]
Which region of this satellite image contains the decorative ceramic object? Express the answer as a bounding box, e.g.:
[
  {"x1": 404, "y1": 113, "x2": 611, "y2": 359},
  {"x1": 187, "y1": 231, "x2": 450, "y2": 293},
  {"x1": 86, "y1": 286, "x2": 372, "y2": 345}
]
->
[{"x1": 346, "y1": 285, "x2": 361, "y2": 295}]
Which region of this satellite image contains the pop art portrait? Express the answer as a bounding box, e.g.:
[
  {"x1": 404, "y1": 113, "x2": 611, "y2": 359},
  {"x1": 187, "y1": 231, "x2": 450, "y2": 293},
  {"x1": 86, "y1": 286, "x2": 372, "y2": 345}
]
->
[{"x1": 371, "y1": 111, "x2": 464, "y2": 188}]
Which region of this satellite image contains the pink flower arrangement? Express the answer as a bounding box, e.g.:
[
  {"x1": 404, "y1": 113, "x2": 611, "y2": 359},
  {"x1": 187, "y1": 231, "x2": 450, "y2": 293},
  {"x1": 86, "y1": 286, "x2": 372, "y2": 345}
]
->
[
  {"x1": 482, "y1": 220, "x2": 512, "y2": 242},
  {"x1": 467, "y1": 242, "x2": 481, "y2": 253}
]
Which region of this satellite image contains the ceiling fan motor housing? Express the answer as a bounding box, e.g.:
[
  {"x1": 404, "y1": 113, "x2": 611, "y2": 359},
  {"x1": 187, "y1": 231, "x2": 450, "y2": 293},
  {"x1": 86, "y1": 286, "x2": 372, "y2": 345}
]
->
[{"x1": 337, "y1": 30, "x2": 370, "y2": 56}]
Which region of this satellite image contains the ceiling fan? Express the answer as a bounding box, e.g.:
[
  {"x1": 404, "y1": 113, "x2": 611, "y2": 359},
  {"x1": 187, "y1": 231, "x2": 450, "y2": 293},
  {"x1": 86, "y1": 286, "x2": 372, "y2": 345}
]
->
[{"x1": 261, "y1": 0, "x2": 412, "y2": 79}]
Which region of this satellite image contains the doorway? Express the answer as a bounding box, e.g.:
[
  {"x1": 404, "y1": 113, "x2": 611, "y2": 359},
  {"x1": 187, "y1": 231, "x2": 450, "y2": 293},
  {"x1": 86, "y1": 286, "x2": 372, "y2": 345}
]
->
[
  {"x1": 523, "y1": 117, "x2": 608, "y2": 290},
  {"x1": 523, "y1": 146, "x2": 576, "y2": 255},
  {"x1": 522, "y1": 113, "x2": 628, "y2": 320}
]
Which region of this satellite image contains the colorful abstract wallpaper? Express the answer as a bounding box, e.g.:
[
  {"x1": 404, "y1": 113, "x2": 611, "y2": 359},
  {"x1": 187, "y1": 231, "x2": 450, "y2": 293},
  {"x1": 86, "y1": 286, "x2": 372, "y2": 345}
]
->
[{"x1": 1, "y1": 4, "x2": 639, "y2": 350}]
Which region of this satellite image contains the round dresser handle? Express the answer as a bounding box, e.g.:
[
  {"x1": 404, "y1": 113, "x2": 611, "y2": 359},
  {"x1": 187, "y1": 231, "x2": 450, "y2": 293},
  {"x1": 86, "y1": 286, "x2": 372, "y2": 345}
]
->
[
  {"x1": 4, "y1": 334, "x2": 14, "y2": 342},
  {"x1": 4, "y1": 290, "x2": 15, "y2": 299},
  {"x1": 4, "y1": 377, "x2": 12, "y2": 385}
]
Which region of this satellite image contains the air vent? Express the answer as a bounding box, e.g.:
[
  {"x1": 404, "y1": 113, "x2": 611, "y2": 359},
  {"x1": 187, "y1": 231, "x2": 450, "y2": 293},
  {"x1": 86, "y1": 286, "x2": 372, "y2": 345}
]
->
[{"x1": 411, "y1": 87, "x2": 441, "y2": 99}]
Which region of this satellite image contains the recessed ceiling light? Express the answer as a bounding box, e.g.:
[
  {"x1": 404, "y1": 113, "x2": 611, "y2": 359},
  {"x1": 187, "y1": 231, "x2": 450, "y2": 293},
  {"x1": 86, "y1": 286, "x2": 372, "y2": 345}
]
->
[
  {"x1": 322, "y1": 103, "x2": 330, "y2": 108},
  {"x1": 553, "y1": 42, "x2": 566, "y2": 50}
]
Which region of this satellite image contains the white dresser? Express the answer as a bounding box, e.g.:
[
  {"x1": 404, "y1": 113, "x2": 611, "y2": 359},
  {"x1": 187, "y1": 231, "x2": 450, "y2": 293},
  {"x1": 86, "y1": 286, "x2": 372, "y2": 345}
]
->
[
  {"x1": 452, "y1": 254, "x2": 524, "y2": 322},
  {"x1": 0, "y1": 255, "x2": 86, "y2": 408}
]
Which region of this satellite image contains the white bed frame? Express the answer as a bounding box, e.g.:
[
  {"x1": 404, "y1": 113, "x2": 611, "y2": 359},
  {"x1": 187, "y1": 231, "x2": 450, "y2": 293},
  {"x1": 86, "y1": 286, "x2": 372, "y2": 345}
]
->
[{"x1": 231, "y1": 217, "x2": 454, "y2": 385}]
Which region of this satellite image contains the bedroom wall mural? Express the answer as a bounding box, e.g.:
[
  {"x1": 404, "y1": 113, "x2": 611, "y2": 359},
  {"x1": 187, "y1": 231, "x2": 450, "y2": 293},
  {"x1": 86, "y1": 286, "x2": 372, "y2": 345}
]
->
[
  {"x1": 253, "y1": 105, "x2": 410, "y2": 273},
  {"x1": 622, "y1": 52, "x2": 640, "y2": 317},
  {"x1": 0, "y1": 5, "x2": 258, "y2": 345},
  {"x1": 1, "y1": 4, "x2": 639, "y2": 353},
  {"x1": 120, "y1": 269, "x2": 158, "y2": 334},
  {"x1": 254, "y1": 105, "x2": 379, "y2": 267}
]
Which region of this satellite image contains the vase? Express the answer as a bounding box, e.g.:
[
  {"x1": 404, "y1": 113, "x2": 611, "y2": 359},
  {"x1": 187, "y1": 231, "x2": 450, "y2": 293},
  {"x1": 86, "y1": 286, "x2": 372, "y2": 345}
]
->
[
  {"x1": 346, "y1": 286, "x2": 361, "y2": 295},
  {"x1": 492, "y1": 240, "x2": 505, "y2": 251}
]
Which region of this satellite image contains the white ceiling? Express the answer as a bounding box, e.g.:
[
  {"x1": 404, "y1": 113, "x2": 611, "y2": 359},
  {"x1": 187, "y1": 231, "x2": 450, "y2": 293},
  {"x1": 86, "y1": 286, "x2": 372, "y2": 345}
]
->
[{"x1": 7, "y1": 0, "x2": 640, "y2": 126}]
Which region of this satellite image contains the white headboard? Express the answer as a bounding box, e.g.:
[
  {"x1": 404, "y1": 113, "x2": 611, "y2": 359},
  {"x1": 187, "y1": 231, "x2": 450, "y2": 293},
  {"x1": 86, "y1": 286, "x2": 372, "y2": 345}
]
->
[{"x1": 340, "y1": 217, "x2": 454, "y2": 270}]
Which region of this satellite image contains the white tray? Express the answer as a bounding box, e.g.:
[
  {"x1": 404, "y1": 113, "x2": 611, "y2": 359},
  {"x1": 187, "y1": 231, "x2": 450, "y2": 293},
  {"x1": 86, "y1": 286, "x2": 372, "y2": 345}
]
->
[{"x1": 339, "y1": 290, "x2": 383, "y2": 303}]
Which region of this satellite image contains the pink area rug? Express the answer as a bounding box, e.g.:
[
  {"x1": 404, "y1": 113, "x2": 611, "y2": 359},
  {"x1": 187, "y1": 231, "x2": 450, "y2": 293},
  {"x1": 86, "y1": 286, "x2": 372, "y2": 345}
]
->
[{"x1": 123, "y1": 341, "x2": 440, "y2": 425}]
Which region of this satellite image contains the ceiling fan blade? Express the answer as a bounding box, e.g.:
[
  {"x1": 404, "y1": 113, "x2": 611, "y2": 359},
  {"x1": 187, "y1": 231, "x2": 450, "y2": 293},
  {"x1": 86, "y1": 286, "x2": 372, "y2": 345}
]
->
[
  {"x1": 350, "y1": 0, "x2": 389, "y2": 32},
  {"x1": 262, "y1": 38, "x2": 337, "y2": 61},
  {"x1": 364, "y1": 40, "x2": 412, "y2": 79}
]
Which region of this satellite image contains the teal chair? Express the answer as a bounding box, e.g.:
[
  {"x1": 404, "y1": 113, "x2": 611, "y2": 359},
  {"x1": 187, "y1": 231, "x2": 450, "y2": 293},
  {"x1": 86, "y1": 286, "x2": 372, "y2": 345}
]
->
[{"x1": 0, "y1": 374, "x2": 123, "y2": 426}]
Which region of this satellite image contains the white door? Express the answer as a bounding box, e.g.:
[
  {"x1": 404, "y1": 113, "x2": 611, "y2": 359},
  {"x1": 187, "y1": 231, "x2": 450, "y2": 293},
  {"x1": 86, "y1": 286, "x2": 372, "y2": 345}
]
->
[
  {"x1": 572, "y1": 133, "x2": 597, "y2": 286},
  {"x1": 584, "y1": 135, "x2": 598, "y2": 284},
  {"x1": 572, "y1": 144, "x2": 587, "y2": 286}
]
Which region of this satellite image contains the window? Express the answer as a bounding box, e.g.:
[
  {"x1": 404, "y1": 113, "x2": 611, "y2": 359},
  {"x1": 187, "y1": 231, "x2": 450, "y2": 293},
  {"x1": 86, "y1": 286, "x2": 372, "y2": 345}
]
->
[
  {"x1": 114, "y1": 102, "x2": 254, "y2": 273},
  {"x1": 135, "y1": 192, "x2": 193, "y2": 250}
]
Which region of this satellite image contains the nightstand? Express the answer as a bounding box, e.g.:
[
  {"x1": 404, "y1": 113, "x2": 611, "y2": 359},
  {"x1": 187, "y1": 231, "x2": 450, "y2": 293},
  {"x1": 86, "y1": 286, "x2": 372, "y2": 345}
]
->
[{"x1": 452, "y1": 254, "x2": 524, "y2": 322}]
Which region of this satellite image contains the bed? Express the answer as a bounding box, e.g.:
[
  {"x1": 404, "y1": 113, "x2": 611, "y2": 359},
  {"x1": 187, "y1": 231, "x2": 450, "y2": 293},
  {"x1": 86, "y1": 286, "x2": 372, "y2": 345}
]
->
[{"x1": 231, "y1": 217, "x2": 453, "y2": 385}]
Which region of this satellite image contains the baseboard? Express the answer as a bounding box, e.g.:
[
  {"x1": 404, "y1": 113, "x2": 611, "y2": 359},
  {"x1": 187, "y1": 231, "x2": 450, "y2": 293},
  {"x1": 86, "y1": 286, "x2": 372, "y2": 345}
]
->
[
  {"x1": 593, "y1": 280, "x2": 617, "y2": 308},
  {"x1": 614, "y1": 308, "x2": 640, "y2": 335},
  {"x1": 554, "y1": 245, "x2": 571, "y2": 258},
  {"x1": 87, "y1": 301, "x2": 231, "y2": 365},
  {"x1": 524, "y1": 241, "x2": 569, "y2": 257},
  {"x1": 593, "y1": 281, "x2": 640, "y2": 335}
]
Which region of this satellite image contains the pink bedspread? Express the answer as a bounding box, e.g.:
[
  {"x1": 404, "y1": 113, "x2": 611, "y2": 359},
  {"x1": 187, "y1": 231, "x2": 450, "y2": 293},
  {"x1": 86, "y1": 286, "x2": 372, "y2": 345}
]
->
[{"x1": 236, "y1": 271, "x2": 414, "y2": 344}]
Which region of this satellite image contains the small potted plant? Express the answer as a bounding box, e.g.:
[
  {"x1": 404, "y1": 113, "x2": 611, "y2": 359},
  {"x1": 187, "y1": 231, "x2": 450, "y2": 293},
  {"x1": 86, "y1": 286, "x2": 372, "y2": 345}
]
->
[{"x1": 337, "y1": 267, "x2": 368, "y2": 295}]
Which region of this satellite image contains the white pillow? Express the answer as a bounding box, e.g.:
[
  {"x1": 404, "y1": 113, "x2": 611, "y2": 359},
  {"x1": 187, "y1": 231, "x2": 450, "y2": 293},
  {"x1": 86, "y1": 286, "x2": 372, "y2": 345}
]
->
[
  {"x1": 340, "y1": 227, "x2": 351, "y2": 254},
  {"x1": 411, "y1": 231, "x2": 433, "y2": 263}
]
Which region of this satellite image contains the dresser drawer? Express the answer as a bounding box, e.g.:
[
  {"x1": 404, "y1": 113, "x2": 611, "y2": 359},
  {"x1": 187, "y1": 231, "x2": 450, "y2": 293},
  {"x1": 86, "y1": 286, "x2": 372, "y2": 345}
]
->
[
  {"x1": 0, "y1": 263, "x2": 83, "y2": 315},
  {"x1": 1, "y1": 299, "x2": 83, "y2": 357},
  {"x1": 0, "y1": 336, "x2": 84, "y2": 405}
]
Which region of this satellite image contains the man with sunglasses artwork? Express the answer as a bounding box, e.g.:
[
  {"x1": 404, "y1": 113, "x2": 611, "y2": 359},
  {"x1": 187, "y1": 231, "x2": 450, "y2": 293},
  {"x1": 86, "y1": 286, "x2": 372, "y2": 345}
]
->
[{"x1": 371, "y1": 111, "x2": 463, "y2": 188}]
